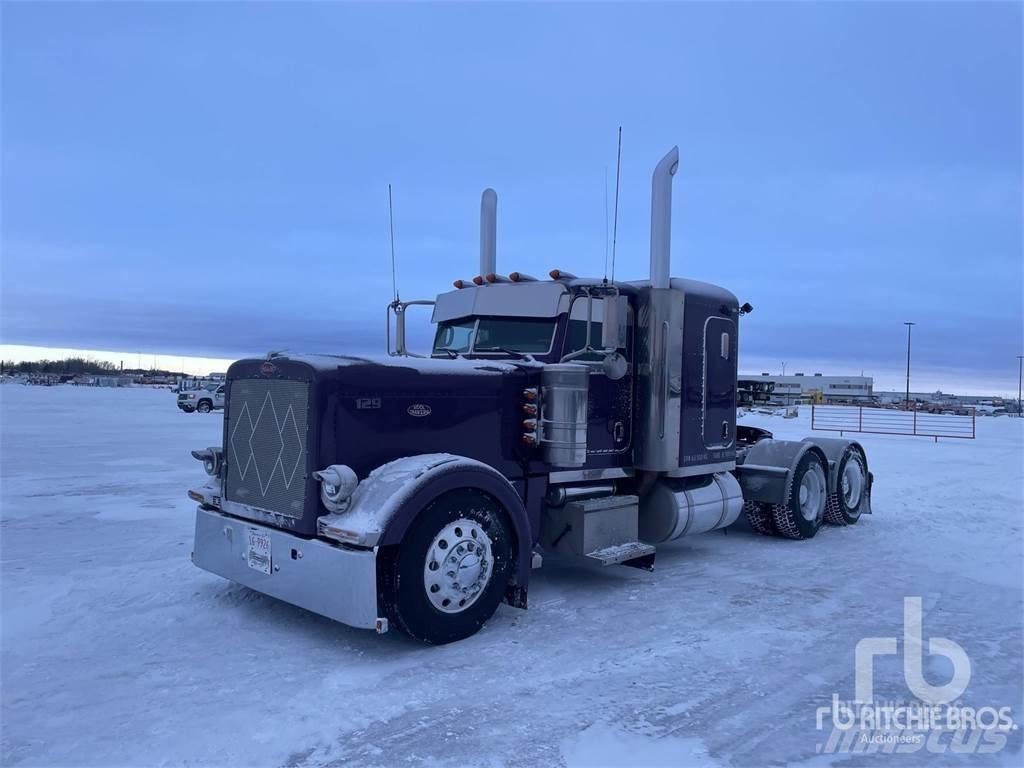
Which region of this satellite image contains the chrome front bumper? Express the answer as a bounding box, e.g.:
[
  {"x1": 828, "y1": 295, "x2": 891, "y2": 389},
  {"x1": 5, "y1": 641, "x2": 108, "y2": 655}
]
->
[{"x1": 192, "y1": 506, "x2": 382, "y2": 631}]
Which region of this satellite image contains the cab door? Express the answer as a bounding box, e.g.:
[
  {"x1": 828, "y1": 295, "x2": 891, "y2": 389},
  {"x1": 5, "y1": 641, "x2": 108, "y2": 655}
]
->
[
  {"x1": 563, "y1": 296, "x2": 633, "y2": 459},
  {"x1": 702, "y1": 317, "x2": 736, "y2": 449}
]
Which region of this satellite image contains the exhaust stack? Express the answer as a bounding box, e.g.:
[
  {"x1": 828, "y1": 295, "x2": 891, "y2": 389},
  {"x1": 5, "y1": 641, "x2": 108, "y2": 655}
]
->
[
  {"x1": 480, "y1": 188, "x2": 497, "y2": 279},
  {"x1": 637, "y1": 146, "x2": 684, "y2": 472},
  {"x1": 649, "y1": 147, "x2": 679, "y2": 289}
]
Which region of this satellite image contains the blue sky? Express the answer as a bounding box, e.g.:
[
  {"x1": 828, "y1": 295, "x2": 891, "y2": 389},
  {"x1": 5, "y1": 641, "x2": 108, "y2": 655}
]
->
[{"x1": 2, "y1": 2, "x2": 1021, "y2": 393}]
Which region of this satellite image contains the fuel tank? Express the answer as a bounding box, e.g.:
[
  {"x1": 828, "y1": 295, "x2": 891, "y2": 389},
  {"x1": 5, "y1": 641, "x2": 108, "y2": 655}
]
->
[{"x1": 638, "y1": 472, "x2": 743, "y2": 542}]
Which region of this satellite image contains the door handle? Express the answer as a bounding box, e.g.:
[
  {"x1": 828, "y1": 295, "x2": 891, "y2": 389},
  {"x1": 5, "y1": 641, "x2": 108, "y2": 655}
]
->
[{"x1": 614, "y1": 421, "x2": 625, "y2": 443}]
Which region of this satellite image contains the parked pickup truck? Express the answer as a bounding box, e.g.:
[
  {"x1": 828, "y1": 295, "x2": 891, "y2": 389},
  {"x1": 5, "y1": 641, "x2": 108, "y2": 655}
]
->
[{"x1": 177, "y1": 384, "x2": 225, "y2": 414}]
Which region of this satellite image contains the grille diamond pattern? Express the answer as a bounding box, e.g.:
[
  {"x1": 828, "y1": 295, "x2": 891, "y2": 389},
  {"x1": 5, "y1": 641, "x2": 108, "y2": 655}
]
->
[{"x1": 225, "y1": 379, "x2": 309, "y2": 518}]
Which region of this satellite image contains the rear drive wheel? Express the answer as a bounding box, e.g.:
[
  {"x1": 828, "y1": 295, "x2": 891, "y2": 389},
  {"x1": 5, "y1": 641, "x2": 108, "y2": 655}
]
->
[
  {"x1": 771, "y1": 451, "x2": 827, "y2": 540},
  {"x1": 197, "y1": 400, "x2": 212, "y2": 414},
  {"x1": 743, "y1": 500, "x2": 776, "y2": 536},
  {"x1": 383, "y1": 489, "x2": 513, "y2": 644},
  {"x1": 824, "y1": 447, "x2": 867, "y2": 526}
]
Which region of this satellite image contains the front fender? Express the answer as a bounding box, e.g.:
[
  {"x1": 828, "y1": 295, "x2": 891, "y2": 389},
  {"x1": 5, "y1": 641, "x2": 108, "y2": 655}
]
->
[{"x1": 319, "y1": 454, "x2": 533, "y2": 595}]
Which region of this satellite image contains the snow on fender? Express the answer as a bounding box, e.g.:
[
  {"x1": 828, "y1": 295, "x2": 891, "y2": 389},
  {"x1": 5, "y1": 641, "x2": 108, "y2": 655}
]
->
[{"x1": 317, "y1": 453, "x2": 527, "y2": 551}]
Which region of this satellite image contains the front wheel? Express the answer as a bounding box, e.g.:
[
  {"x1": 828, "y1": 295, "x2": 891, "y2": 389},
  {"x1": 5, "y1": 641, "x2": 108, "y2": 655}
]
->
[
  {"x1": 196, "y1": 400, "x2": 212, "y2": 414},
  {"x1": 771, "y1": 451, "x2": 828, "y2": 540},
  {"x1": 382, "y1": 489, "x2": 513, "y2": 644}
]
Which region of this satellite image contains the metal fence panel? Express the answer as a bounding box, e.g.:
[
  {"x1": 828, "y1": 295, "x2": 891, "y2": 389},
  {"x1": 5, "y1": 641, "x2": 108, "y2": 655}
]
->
[{"x1": 811, "y1": 404, "x2": 975, "y2": 440}]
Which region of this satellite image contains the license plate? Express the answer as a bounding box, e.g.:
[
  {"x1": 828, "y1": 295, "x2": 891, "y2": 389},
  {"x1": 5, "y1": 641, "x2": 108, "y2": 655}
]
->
[{"x1": 246, "y1": 529, "x2": 271, "y2": 574}]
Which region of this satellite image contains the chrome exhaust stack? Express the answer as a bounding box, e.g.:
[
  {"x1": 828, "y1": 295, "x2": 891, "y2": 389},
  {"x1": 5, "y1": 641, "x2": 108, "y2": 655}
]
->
[
  {"x1": 649, "y1": 147, "x2": 679, "y2": 289},
  {"x1": 480, "y1": 188, "x2": 497, "y2": 279},
  {"x1": 637, "y1": 146, "x2": 683, "y2": 472}
]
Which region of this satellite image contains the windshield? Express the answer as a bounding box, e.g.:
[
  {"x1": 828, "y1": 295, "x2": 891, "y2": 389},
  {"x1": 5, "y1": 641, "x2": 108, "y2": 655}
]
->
[{"x1": 433, "y1": 317, "x2": 556, "y2": 356}]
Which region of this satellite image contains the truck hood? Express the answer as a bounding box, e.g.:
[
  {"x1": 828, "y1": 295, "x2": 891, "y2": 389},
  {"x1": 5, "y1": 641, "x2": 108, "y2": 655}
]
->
[
  {"x1": 222, "y1": 353, "x2": 538, "y2": 530},
  {"x1": 267, "y1": 352, "x2": 530, "y2": 377}
]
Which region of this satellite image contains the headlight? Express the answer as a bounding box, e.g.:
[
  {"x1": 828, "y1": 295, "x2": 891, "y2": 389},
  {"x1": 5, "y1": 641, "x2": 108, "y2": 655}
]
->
[
  {"x1": 191, "y1": 447, "x2": 223, "y2": 477},
  {"x1": 312, "y1": 464, "x2": 358, "y2": 512},
  {"x1": 186, "y1": 393, "x2": 196, "y2": 399}
]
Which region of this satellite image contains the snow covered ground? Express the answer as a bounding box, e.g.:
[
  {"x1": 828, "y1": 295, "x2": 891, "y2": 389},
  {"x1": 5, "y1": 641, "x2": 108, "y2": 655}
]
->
[{"x1": 2, "y1": 385, "x2": 1022, "y2": 767}]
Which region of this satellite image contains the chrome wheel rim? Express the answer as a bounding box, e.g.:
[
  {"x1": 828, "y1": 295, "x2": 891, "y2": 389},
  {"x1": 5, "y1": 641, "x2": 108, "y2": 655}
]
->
[
  {"x1": 798, "y1": 462, "x2": 826, "y2": 521},
  {"x1": 423, "y1": 519, "x2": 493, "y2": 614},
  {"x1": 842, "y1": 456, "x2": 864, "y2": 509}
]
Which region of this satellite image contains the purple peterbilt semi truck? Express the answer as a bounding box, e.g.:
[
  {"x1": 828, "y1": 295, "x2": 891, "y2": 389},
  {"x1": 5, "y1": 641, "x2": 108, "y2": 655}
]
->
[{"x1": 188, "y1": 147, "x2": 872, "y2": 644}]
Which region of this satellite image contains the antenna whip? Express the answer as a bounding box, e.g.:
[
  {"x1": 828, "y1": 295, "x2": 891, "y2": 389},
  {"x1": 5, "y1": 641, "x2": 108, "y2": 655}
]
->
[
  {"x1": 603, "y1": 166, "x2": 610, "y2": 283},
  {"x1": 610, "y1": 126, "x2": 622, "y2": 282},
  {"x1": 388, "y1": 184, "x2": 399, "y2": 302}
]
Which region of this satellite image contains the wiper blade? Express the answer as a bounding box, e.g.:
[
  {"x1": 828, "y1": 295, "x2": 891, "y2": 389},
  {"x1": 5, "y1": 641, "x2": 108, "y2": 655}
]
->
[{"x1": 474, "y1": 346, "x2": 525, "y2": 358}]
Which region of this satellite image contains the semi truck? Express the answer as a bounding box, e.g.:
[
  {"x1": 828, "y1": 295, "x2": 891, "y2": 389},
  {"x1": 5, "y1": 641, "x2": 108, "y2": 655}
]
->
[{"x1": 188, "y1": 146, "x2": 873, "y2": 644}]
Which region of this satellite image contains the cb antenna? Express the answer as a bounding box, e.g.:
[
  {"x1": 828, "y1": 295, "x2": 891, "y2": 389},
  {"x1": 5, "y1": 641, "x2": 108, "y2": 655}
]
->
[
  {"x1": 603, "y1": 166, "x2": 610, "y2": 283},
  {"x1": 610, "y1": 126, "x2": 622, "y2": 283},
  {"x1": 388, "y1": 184, "x2": 399, "y2": 303}
]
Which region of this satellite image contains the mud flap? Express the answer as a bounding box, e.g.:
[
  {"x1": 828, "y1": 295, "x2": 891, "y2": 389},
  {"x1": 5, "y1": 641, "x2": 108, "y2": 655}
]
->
[{"x1": 504, "y1": 584, "x2": 528, "y2": 610}]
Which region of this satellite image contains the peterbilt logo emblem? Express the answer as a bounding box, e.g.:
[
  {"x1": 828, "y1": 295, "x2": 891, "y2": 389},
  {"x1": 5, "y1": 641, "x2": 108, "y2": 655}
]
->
[
  {"x1": 260, "y1": 361, "x2": 277, "y2": 376},
  {"x1": 407, "y1": 403, "x2": 432, "y2": 417}
]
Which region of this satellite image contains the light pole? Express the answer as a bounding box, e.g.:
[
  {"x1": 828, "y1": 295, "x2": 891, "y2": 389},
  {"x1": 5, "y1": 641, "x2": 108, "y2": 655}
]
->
[
  {"x1": 904, "y1": 322, "x2": 915, "y2": 410},
  {"x1": 1017, "y1": 355, "x2": 1023, "y2": 418}
]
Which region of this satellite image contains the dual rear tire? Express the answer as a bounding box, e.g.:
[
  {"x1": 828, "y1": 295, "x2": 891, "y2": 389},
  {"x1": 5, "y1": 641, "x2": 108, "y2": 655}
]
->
[
  {"x1": 744, "y1": 447, "x2": 866, "y2": 539},
  {"x1": 770, "y1": 452, "x2": 828, "y2": 539},
  {"x1": 824, "y1": 448, "x2": 868, "y2": 526}
]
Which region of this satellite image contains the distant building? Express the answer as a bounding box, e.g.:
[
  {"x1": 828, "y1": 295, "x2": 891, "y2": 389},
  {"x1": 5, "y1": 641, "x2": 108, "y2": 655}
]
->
[
  {"x1": 741, "y1": 373, "x2": 874, "y2": 404},
  {"x1": 876, "y1": 390, "x2": 1018, "y2": 414},
  {"x1": 876, "y1": 390, "x2": 956, "y2": 405}
]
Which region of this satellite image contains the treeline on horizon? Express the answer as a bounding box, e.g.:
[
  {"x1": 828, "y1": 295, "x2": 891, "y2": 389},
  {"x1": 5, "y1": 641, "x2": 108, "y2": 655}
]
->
[{"x1": 1, "y1": 357, "x2": 177, "y2": 376}]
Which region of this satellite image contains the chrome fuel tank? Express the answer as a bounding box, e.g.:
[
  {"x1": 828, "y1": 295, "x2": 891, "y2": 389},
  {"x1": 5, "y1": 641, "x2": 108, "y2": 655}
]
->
[{"x1": 639, "y1": 472, "x2": 743, "y2": 542}]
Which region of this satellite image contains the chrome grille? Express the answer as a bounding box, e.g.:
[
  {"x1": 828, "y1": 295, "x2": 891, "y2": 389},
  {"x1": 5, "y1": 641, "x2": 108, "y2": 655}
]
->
[{"x1": 225, "y1": 379, "x2": 309, "y2": 519}]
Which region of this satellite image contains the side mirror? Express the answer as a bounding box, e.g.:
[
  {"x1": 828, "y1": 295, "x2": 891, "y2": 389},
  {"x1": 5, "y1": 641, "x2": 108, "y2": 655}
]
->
[
  {"x1": 602, "y1": 351, "x2": 628, "y2": 381},
  {"x1": 601, "y1": 295, "x2": 628, "y2": 350}
]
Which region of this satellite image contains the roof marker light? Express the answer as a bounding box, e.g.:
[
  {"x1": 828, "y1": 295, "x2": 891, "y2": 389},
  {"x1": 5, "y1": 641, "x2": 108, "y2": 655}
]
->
[
  {"x1": 485, "y1": 273, "x2": 510, "y2": 283},
  {"x1": 549, "y1": 269, "x2": 577, "y2": 280},
  {"x1": 509, "y1": 272, "x2": 538, "y2": 282},
  {"x1": 472, "y1": 275, "x2": 485, "y2": 285}
]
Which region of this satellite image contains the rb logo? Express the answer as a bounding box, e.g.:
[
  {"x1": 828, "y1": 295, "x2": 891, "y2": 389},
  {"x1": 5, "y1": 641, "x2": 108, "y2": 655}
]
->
[{"x1": 855, "y1": 596, "x2": 971, "y2": 704}]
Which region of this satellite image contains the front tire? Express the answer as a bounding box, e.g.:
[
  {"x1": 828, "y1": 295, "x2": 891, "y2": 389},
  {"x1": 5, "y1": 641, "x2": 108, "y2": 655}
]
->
[
  {"x1": 771, "y1": 451, "x2": 828, "y2": 540},
  {"x1": 383, "y1": 489, "x2": 513, "y2": 644},
  {"x1": 196, "y1": 400, "x2": 212, "y2": 414}
]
